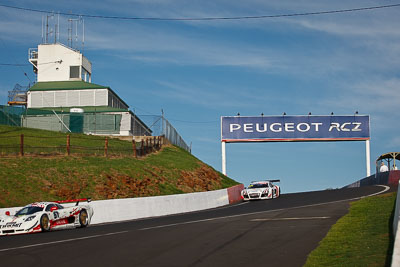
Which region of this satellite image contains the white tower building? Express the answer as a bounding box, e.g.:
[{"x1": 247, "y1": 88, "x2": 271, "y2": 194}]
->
[
  {"x1": 29, "y1": 43, "x2": 92, "y2": 83},
  {"x1": 24, "y1": 42, "x2": 151, "y2": 137}
]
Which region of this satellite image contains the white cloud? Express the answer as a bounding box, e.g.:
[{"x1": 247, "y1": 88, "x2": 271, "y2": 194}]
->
[
  {"x1": 327, "y1": 78, "x2": 400, "y2": 112},
  {"x1": 152, "y1": 80, "x2": 250, "y2": 109}
]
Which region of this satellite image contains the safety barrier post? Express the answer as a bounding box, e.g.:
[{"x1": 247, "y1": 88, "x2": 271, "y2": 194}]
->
[
  {"x1": 221, "y1": 141, "x2": 226, "y2": 175},
  {"x1": 66, "y1": 135, "x2": 70, "y2": 156},
  {"x1": 20, "y1": 134, "x2": 24, "y2": 156},
  {"x1": 104, "y1": 137, "x2": 108, "y2": 157},
  {"x1": 132, "y1": 139, "x2": 137, "y2": 158}
]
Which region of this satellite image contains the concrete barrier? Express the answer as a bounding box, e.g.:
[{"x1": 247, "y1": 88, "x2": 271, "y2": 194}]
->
[
  {"x1": 90, "y1": 188, "x2": 229, "y2": 224},
  {"x1": 0, "y1": 184, "x2": 244, "y2": 225},
  {"x1": 227, "y1": 184, "x2": 244, "y2": 204},
  {"x1": 344, "y1": 170, "x2": 400, "y2": 188}
]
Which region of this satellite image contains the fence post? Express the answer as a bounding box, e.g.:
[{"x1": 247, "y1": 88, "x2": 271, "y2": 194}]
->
[
  {"x1": 20, "y1": 134, "x2": 24, "y2": 156},
  {"x1": 66, "y1": 134, "x2": 70, "y2": 156},
  {"x1": 132, "y1": 139, "x2": 137, "y2": 158},
  {"x1": 104, "y1": 137, "x2": 108, "y2": 157},
  {"x1": 153, "y1": 136, "x2": 156, "y2": 151},
  {"x1": 146, "y1": 139, "x2": 149, "y2": 154},
  {"x1": 141, "y1": 140, "x2": 144, "y2": 156}
]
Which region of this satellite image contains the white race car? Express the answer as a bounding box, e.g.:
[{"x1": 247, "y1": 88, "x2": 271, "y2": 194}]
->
[
  {"x1": 241, "y1": 180, "x2": 281, "y2": 201},
  {"x1": 0, "y1": 198, "x2": 94, "y2": 236}
]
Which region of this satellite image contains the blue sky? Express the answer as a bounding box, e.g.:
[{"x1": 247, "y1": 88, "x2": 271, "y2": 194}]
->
[{"x1": 1, "y1": 1, "x2": 399, "y2": 193}]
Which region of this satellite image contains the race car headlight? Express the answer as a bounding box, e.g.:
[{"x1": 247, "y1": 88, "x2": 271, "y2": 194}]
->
[{"x1": 25, "y1": 215, "x2": 36, "y2": 222}]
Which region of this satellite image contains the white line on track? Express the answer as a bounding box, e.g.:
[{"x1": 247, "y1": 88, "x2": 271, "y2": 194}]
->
[
  {"x1": 138, "y1": 185, "x2": 390, "y2": 231},
  {"x1": 0, "y1": 230, "x2": 129, "y2": 253},
  {"x1": 0, "y1": 185, "x2": 390, "y2": 252},
  {"x1": 250, "y1": 216, "x2": 330, "y2": 222}
]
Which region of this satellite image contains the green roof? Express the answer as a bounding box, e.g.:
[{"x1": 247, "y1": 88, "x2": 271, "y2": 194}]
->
[
  {"x1": 29, "y1": 81, "x2": 109, "y2": 91},
  {"x1": 26, "y1": 106, "x2": 128, "y2": 115}
]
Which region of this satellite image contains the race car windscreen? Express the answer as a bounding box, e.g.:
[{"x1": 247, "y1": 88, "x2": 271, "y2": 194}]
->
[
  {"x1": 15, "y1": 206, "x2": 44, "y2": 216},
  {"x1": 248, "y1": 183, "x2": 268, "y2": 188}
]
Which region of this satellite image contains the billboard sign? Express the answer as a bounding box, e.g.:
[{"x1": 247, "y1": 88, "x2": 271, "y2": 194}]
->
[{"x1": 221, "y1": 115, "x2": 370, "y2": 142}]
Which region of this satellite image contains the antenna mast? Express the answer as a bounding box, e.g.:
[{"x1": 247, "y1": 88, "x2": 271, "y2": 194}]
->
[
  {"x1": 43, "y1": 13, "x2": 59, "y2": 44},
  {"x1": 67, "y1": 17, "x2": 84, "y2": 51}
]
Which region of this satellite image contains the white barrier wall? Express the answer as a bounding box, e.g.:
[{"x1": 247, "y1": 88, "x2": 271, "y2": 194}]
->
[
  {"x1": 89, "y1": 189, "x2": 229, "y2": 224},
  {"x1": 0, "y1": 188, "x2": 230, "y2": 225}
]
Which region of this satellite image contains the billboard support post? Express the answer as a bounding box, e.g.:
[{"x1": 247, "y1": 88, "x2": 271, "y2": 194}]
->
[
  {"x1": 366, "y1": 139, "x2": 371, "y2": 176},
  {"x1": 222, "y1": 141, "x2": 226, "y2": 175}
]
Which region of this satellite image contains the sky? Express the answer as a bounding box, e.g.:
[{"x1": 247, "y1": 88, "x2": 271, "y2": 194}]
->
[{"x1": 0, "y1": 0, "x2": 399, "y2": 193}]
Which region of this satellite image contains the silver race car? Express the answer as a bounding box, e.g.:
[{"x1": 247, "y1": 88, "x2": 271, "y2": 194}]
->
[
  {"x1": 0, "y1": 198, "x2": 94, "y2": 236},
  {"x1": 241, "y1": 180, "x2": 281, "y2": 201}
]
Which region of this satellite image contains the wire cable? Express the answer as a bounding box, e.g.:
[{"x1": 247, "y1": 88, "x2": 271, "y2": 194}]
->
[
  {"x1": 168, "y1": 119, "x2": 218, "y2": 124},
  {"x1": 0, "y1": 3, "x2": 399, "y2": 21},
  {"x1": 0, "y1": 37, "x2": 32, "y2": 83},
  {"x1": 0, "y1": 63, "x2": 30, "y2": 66}
]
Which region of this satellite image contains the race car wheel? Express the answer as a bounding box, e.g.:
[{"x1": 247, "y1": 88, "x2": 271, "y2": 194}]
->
[
  {"x1": 40, "y1": 214, "x2": 51, "y2": 232},
  {"x1": 79, "y1": 209, "x2": 89, "y2": 228}
]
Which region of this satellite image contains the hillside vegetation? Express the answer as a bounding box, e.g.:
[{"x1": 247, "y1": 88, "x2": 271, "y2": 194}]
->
[{"x1": 0, "y1": 125, "x2": 238, "y2": 208}]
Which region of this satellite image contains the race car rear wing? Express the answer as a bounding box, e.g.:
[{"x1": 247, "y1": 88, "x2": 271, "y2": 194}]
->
[
  {"x1": 55, "y1": 198, "x2": 92, "y2": 206},
  {"x1": 251, "y1": 180, "x2": 280, "y2": 183}
]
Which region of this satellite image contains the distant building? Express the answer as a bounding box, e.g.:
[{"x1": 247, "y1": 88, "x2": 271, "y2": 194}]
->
[{"x1": 22, "y1": 43, "x2": 151, "y2": 136}]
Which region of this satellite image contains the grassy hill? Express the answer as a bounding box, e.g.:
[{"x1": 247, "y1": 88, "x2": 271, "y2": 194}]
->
[{"x1": 0, "y1": 125, "x2": 238, "y2": 208}]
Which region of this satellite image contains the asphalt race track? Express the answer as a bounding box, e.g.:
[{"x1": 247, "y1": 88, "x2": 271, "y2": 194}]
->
[{"x1": 0, "y1": 185, "x2": 391, "y2": 267}]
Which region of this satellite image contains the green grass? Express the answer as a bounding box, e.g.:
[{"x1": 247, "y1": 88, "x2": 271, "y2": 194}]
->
[
  {"x1": 0, "y1": 125, "x2": 142, "y2": 156},
  {"x1": 0, "y1": 125, "x2": 238, "y2": 207},
  {"x1": 304, "y1": 192, "x2": 396, "y2": 267}
]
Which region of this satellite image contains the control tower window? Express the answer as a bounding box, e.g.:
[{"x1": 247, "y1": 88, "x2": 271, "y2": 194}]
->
[{"x1": 70, "y1": 66, "x2": 80, "y2": 79}]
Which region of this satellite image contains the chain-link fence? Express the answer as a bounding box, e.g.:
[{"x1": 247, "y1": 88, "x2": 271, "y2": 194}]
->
[
  {"x1": 0, "y1": 106, "x2": 24, "y2": 127},
  {"x1": 0, "y1": 133, "x2": 163, "y2": 157},
  {"x1": 140, "y1": 115, "x2": 190, "y2": 152}
]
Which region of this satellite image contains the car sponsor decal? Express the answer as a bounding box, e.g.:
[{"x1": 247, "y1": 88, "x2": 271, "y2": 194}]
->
[
  {"x1": 30, "y1": 203, "x2": 46, "y2": 208},
  {"x1": 51, "y1": 218, "x2": 69, "y2": 228},
  {"x1": 0, "y1": 222, "x2": 22, "y2": 229}
]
